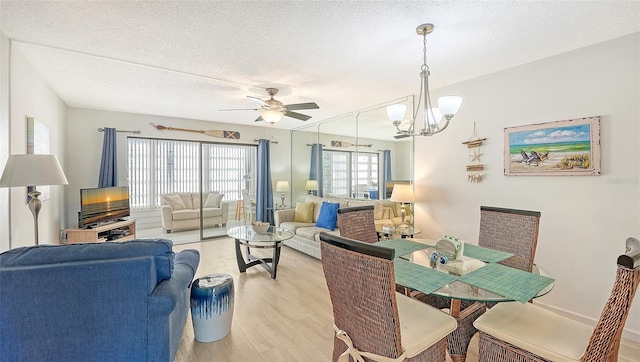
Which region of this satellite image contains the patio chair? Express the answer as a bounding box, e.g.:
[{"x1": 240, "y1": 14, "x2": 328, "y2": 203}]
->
[
  {"x1": 336, "y1": 205, "x2": 379, "y2": 244},
  {"x1": 319, "y1": 232, "x2": 457, "y2": 362},
  {"x1": 474, "y1": 237, "x2": 640, "y2": 362}
]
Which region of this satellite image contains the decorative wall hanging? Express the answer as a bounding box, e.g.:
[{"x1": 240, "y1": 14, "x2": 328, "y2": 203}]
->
[
  {"x1": 462, "y1": 122, "x2": 486, "y2": 183},
  {"x1": 504, "y1": 116, "x2": 601, "y2": 176},
  {"x1": 150, "y1": 123, "x2": 240, "y2": 139},
  {"x1": 330, "y1": 140, "x2": 372, "y2": 148}
]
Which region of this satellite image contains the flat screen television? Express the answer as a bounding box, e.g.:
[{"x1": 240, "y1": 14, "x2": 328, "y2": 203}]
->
[{"x1": 79, "y1": 186, "x2": 130, "y2": 228}]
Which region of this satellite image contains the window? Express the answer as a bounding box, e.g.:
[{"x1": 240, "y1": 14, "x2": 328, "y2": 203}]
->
[
  {"x1": 128, "y1": 138, "x2": 255, "y2": 210},
  {"x1": 322, "y1": 150, "x2": 379, "y2": 198}
]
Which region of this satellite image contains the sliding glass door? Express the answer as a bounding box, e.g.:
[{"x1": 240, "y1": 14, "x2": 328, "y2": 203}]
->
[{"x1": 128, "y1": 137, "x2": 256, "y2": 243}]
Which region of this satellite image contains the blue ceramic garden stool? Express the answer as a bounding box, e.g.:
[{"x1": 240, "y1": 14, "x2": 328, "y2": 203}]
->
[{"x1": 190, "y1": 273, "x2": 234, "y2": 342}]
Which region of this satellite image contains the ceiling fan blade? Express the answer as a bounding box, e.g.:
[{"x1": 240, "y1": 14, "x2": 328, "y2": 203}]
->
[
  {"x1": 247, "y1": 96, "x2": 267, "y2": 106},
  {"x1": 394, "y1": 134, "x2": 410, "y2": 139},
  {"x1": 254, "y1": 116, "x2": 264, "y2": 122},
  {"x1": 285, "y1": 102, "x2": 319, "y2": 110},
  {"x1": 219, "y1": 108, "x2": 260, "y2": 111},
  {"x1": 285, "y1": 111, "x2": 312, "y2": 121}
]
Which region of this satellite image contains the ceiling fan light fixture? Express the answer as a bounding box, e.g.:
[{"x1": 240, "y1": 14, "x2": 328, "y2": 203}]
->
[{"x1": 260, "y1": 109, "x2": 285, "y2": 124}]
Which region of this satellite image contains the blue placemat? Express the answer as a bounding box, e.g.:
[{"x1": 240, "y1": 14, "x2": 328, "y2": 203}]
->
[
  {"x1": 375, "y1": 239, "x2": 429, "y2": 258},
  {"x1": 457, "y1": 263, "x2": 555, "y2": 303},
  {"x1": 394, "y1": 258, "x2": 459, "y2": 295},
  {"x1": 463, "y1": 244, "x2": 514, "y2": 263}
]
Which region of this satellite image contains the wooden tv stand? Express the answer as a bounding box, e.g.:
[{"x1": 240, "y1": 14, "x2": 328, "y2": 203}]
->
[{"x1": 63, "y1": 219, "x2": 136, "y2": 244}]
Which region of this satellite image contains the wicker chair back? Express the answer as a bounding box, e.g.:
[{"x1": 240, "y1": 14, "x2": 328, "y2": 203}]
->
[
  {"x1": 479, "y1": 206, "x2": 541, "y2": 272},
  {"x1": 337, "y1": 205, "x2": 379, "y2": 244},
  {"x1": 319, "y1": 231, "x2": 403, "y2": 361}
]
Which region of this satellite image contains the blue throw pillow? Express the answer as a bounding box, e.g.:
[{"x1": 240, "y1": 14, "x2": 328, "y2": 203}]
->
[{"x1": 315, "y1": 202, "x2": 340, "y2": 231}]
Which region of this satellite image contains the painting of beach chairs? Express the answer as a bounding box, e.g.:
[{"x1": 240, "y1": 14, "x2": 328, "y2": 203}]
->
[{"x1": 504, "y1": 116, "x2": 601, "y2": 176}]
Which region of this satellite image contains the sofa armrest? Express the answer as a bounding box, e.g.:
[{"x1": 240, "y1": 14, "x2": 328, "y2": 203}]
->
[
  {"x1": 274, "y1": 209, "x2": 295, "y2": 226},
  {"x1": 220, "y1": 202, "x2": 230, "y2": 223},
  {"x1": 161, "y1": 205, "x2": 173, "y2": 231},
  {"x1": 149, "y1": 249, "x2": 200, "y2": 315}
]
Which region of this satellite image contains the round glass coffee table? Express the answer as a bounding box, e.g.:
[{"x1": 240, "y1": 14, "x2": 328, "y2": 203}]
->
[
  {"x1": 227, "y1": 225, "x2": 294, "y2": 279},
  {"x1": 377, "y1": 226, "x2": 421, "y2": 240}
]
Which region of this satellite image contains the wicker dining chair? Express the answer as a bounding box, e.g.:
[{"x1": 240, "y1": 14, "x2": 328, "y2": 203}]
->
[
  {"x1": 319, "y1": 232, "x2": 457, "y2": 362},
  {"x1": 474, "y1": 237, "x2": 640, "y2": 362},
  {"x1": 479, "y1": 206, "x2": 541, "y2": 272},
  {"x1": 336, "y1": 205, "x2": 379, "y2": 243}
]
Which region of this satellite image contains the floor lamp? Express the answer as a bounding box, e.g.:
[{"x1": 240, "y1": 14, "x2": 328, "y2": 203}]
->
[
  {"x1": 0, "y1": 154, "x2": 69, "y2": 245},
  {"x1": 390, "y1": 184, "x2": 415, "y2": 228}
]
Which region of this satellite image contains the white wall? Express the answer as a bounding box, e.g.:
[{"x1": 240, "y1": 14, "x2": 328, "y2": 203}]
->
[
  {"x1": 5, "y1": 43, "x2": 67, "y2": 249},
  {"x1": 65, "y1": 108, "x2": 292, "y2": 228},
  {"x1": 413, "y1": 33, "x2": 640, "y2": 340},
  {"x1": 0, "y1": 32, "x2": 10, "y2": 251}
]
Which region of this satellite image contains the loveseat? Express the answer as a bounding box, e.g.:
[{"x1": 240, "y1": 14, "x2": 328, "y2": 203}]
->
[
  {"x1": 161, "y1": 192, "x2": 229, "y2": 233},
  {"x1": 0, "y1": 239, "x2": 199, "y2": 362},
  {"x1": 274, "y1": 194, "x2": 409, "y2": 259}
]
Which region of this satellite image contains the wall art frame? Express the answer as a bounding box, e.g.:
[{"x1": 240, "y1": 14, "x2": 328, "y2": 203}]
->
[{"x1": 504, "y1": 116, "x2": 601, "y2": 176}]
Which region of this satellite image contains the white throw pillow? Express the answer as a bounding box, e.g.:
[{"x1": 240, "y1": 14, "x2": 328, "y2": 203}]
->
[
  {"x1": 164, "y1": 194, "x2": 186, "y2": 210},
  {"x1": 204, "y1": 193, "x2": 224, "y2": 208}
]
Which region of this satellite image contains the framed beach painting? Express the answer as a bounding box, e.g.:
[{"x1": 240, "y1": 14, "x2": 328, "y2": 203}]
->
[{"x1": 504, "y1": 116, "x2": 601, "y2": 176}]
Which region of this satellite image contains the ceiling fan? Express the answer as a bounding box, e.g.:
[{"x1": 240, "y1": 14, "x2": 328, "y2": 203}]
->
[{"x1": 220, "y1": 88, "x2": 319, "y2": 124}]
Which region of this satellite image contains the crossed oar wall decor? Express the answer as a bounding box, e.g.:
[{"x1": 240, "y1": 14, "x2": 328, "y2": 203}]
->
[
  {"x1": 149, "y1": 123, "x2": 240, "y2": 139},
  {"x1": 330, "y1": 140, "x2": 372, "y2": 148}
]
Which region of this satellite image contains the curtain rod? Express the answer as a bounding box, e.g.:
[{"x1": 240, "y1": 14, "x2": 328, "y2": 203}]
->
[
  {"x1": 306, "y1": 143, "x2": 326, "y2": 146},
  {"x1": 253, "y1": 138, "x2": 278, "y2": 144},
  {"x1": 98, "y1": 127, "x2": 141, "y2": 134}
]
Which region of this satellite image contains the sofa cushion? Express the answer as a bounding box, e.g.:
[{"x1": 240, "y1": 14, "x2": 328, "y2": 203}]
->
[
  {"x1": 173, "y1": 209, "x2": 199, "y2": 220},
  {"x1": 164, "y1": 194, "x2": 187, "y2": 210},
  {"x1": 315, "y1": 202, "x2": 340, "y2": 231},
  {"x1": 204, "y1": 193, "x2": 224, "y2": 208},
  {"x1": 294, "y1": 202, "x2": 315, "y2": 222},
  {"x1": 202, "y1": 207, "x2": 223, "y2": 217},
  {"x1": 304, "y1": 195, "x2": 325, "y2": 222},
  {"x1": 297, "y1": 226, "x2": 331, "y2": 240},
  {"x1": 0, "y1": 239, "x2": 175, "y2": 280},
  {"x1": 179, "y1": 194, "x2": 194, "y2": 210},
  {"x1": 349, "y1": 199, "x2": 384, "y2": 220},
  {"x1": 279, "y1": 221, "x2": 314, "y2": 234}
]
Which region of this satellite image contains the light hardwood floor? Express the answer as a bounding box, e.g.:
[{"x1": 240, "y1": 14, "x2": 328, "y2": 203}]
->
[{"x1": 174, "y1": 238, "x2": 640, "y2": 362}]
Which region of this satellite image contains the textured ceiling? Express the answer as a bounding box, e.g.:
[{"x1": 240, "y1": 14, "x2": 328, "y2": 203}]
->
[{"x1": 1, "y1": 1, "x2": 639, "y2": 139}]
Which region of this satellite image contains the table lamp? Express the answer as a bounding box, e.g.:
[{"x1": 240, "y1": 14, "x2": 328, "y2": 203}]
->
[
  {"x1": 390, "y1": 184, "x2": 415, "y2": 228},
  {"x1": 0, "y1": 154, "x2": 69, "y2": 245},
  {"x1": 275, "y1": 180, "x2": 290, "y2": 207},
  {"x1": 305, "y1": 180, "x2": 318, "y2": 195}
]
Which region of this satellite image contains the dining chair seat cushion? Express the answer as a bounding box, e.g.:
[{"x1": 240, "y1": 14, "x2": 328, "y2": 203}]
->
[
  {"x1": 395, "y1": 292, "x2": 457, "y2": 358},
  {"x1": 473, "y1": 301, "x2": 593, "y2": 361}
]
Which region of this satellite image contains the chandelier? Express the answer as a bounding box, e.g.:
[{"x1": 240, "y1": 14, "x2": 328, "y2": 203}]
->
[{"x1": 388, "y1": 23, "x2": 462, "y2": 138}]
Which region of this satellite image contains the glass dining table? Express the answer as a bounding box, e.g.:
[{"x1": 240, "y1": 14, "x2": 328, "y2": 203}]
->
[{"x1": 375, "y1": 238, "x2": 555, "y2": 362}]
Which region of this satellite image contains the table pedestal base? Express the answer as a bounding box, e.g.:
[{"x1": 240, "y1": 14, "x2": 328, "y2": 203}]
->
[{"x1": 234, "y1": 239, "x2": 282, "y2": 279}]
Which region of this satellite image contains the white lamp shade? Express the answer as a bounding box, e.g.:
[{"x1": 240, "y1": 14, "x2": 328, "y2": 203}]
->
[
  {"x1": 275, "y1": 180, "x2": 290, "y2": 192},
  {"x1": 0, "y1": 154, "x2": 68, "y2": 187},
  {"x1": 305, "y1": 180, "x2": 318, "y2": 190},
  {"x1": 438, "y1": 96, "x2": 463, "y2": 116},
  {"x1": 389, "y1": 184, "x2": 415, "y2": 203},
  {"x1": 261, "y1": 110, "x2": 285, "y2": 124},
  {"x1": 386, "y1": 103, "x2": 407, "y2": 122}
]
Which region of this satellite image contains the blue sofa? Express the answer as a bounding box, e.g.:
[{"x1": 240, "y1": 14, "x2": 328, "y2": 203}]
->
[{"x1": 0, "y1": 239, "x2": 199, "y2": 362}]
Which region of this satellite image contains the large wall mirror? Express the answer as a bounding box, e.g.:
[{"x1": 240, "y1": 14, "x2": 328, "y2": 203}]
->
[{"x1": 290, "y1": 96, "x2": 414, "y2": 205}]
